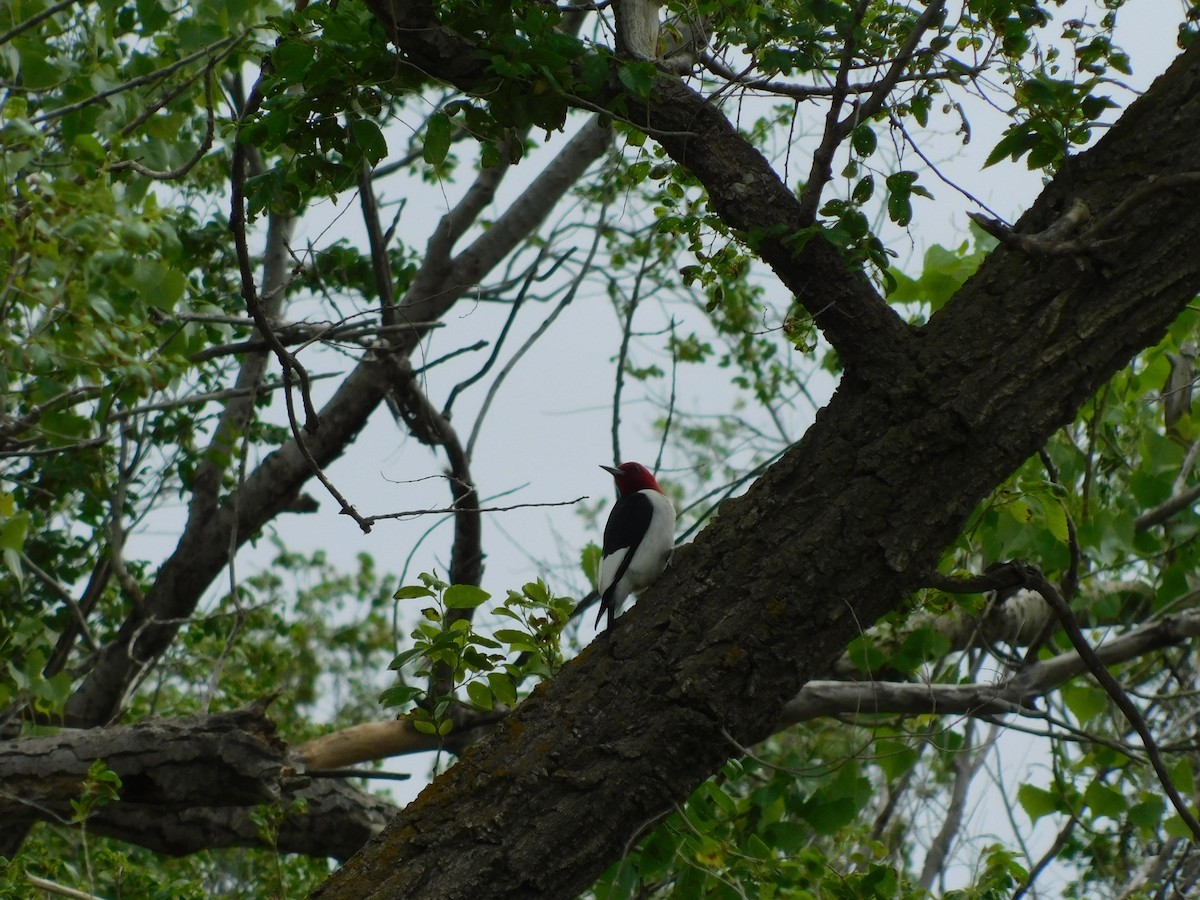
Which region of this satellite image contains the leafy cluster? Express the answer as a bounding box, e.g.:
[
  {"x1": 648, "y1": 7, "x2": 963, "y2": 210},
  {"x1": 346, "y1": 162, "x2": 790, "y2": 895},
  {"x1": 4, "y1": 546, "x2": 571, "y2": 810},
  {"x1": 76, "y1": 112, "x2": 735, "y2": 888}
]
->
[{"x1": 382, "y1": 573, "x2": 573, "y2": 737}]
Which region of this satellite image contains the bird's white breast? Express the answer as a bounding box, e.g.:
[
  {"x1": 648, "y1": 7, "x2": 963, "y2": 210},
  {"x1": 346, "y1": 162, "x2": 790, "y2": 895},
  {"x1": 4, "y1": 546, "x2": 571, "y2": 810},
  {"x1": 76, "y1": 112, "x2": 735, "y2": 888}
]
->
[{"x1": 621, "y1": 488, "x2": 676, "y2": 589}]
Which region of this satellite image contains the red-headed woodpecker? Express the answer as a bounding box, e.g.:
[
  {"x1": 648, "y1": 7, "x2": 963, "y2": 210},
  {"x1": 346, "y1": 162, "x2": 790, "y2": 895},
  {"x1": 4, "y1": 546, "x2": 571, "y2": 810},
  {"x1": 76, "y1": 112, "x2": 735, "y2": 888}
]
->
[{"x1": 596, "y1": 461, "x2": 676, "y2": 630}]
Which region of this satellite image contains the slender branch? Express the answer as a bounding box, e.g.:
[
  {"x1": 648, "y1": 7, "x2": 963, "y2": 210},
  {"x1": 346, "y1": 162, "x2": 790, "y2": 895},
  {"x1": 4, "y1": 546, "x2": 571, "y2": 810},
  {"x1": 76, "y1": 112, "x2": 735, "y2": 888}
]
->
[
  {"x1": 108, "y1": 425, "x2": 146, "y2": 612},
  {"x1": 279, "y1": 365, "x2": 373, "y2": 533},
  {"x1": 0, "y1": 386, "x2": 102, "y2": 447},
  {"x1": 304, "y1": 768, "x2": 412, "y2": 781},
  {"x1": 1135, "y1": 481, "x2": 1200, "y2": 532},
  {"x1": 703, "y1": 54, "x2": 982, "y2": 103},
  {"x1": 1012, "y1": 815, "x2": 1077, "y2": 900},
  {"x1": 918, "y1": 718, "x2": 995, "y2": 891},
  {"x1": 969, "y1": 173, "x2": 1200, "y2": 258},
  {"x1": 795, "y1": 0, "x2": 871, "y2": 224},
  {"x1": 1019, "y1": 563, "x2": 1200, "y2": 842},
  {"x1": 611, "y1": 250, "x2": 650, "y2": 466},
  {"x1": 849, "y1": 0, "x2": 947, "y2": 127},
  {"x1": 0, "y1": 0, "x2": 82, "y2": 46},
  {"x1": 188, "y1": 321, "x2": 444, "y2": 362},
  {"x1": 442, "y1": 260, "x2": 537, "y2": 418},
  {"x1": 228, "y1": 81, "x2": 319, "y2": 433},
  {"x1": 358, "y1": 161, "x2": 398, "y2": 323},
  {"x1": 21, "y1": 555, "x2": 101, "y2": 654},
  {"x1": 29, "y1": 34, "x2": 243, "y2": 125},
  {"x1": 654, "y1": 317, "x2": 678, "y2": 474}
]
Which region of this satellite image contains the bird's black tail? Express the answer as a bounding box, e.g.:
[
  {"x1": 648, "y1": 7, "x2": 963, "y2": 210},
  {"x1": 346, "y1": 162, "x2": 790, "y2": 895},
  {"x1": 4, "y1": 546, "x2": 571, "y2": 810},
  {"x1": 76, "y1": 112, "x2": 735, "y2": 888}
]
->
[{"x1": 595, "y1": 589, "x2": 617, "y2": 630}]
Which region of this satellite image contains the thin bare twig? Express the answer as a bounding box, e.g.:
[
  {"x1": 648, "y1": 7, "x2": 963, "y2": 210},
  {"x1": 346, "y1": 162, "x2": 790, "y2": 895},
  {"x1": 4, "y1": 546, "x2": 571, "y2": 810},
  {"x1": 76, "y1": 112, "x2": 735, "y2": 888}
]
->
[
  {"x1": 654, "y1": 317, "x2": 679, "y2": 474},
  {"x1": 796, "y1": 0, "x2": 871, "y2": 224},
  {"x1": 0, "y1": 386, "x2": 102, "y2": 447},
  {"x1": 797, "y1": 0, "x2": 947, "y2": 223},
  {"x1": 359, "y1": 160, "x2": 398, "y2": 322},
  {"x1": 918, "y1": 718, "x2": 996, "y2": 891},
  {"x1": 850, "y1": 0, "x2": 948, "y2": 126},
  {"x1": 366, "y1": 496, "x2": 586, "y2": 525},
  {"x1": 442, "y1": 250, "x2": 575, "y2": 418},
  {"x1": 304, "y1": 768, "x2": 413, "y2": 781},
  {"x1": 108, "y1": 426, "x2": 146, "y2": 611},
  {"x1": 466, "y1": 204, "x2": 607, "y2": 460},
  {"x1": 1012, "y1": 814, "x2": 1078, "y2": 900}
]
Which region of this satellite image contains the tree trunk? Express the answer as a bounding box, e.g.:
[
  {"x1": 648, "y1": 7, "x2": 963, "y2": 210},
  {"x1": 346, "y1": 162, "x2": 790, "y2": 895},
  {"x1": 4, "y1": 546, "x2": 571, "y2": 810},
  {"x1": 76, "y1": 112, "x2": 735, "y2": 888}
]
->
[{"x1": 310, "y1": 22, "x2": 1200, "y2": 900}]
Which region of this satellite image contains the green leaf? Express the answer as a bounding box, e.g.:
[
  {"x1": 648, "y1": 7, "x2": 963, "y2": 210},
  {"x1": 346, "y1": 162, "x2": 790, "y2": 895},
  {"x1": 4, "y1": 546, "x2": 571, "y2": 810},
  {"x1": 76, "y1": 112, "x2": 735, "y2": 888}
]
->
[
  {"x1": 852, "y1": 175, "x2": 875, "y2": 204},
  {"x1": 1165, "y1": 811, "x2": 1196, "y2": 839},
  {"x1": 744, "y1": 834, "x2": 771, "y2": 860},
  {"x1": 582, "y1": 542, "x2": 602, "y2": 589},
  {"x1": 876, "y1": 738, "x2": 920, "y2": 780},
  {"x1": 799, "y1": 795, "x2": 859, "y2": 834},
  {"x1": 135, "y1": 0, "x2": 169, "y2": 32},
  {"x1": 1062, "y1": 681, "x2": 1107, "y2": 723},
  {"x1": 466, "y1": 680, "x2": 493, "y2": 710},
  {"x1": 1128, "y1": 794, "x2": 1165, "y2": 835},
  {"x1": 0, "y1": 510, "x2": 30, "y2": 552},
  {"x1": 1083, "y1": 781, "x2": 1127, "y2": 820},
  {"x1": 379, "y1": 684, "x2": 423, "y2": 708},
  {"x1": 444, "y1": 583, "x2": 491, "y2": 609},
  {"x1": 487, "y1": 672, "x2": 518, "y2": 706},
  {"x1": 394, "y1": 584, "x2": 436, "y2": 600},
  {"x1": 617, "y1": 61, "x2": 657, "y2": 97},
  {"x1": 412, "y1": 716, "x2": 438, "y2": 735},
  {"x1": 350, "y1": 118, "x2": 388, "y2": 165},
  {"x1": 387, "y1": 647, "x2": 426, "y2": 670},
  {"x1": 494, "y1": 628, "x2": 538, "y2": 652},
  {"x1": 702, "y1": 780, "x2": 737, "y2": 817},
  {"x1": 1039, "y1": 496, "x2": 1070, "y2": 542},
  {"x1": 522, "y1": 579, "x2": 550, "y2": 604},
  {"x1": 72, "y1": 134, "x2": 107, "y2": 163},
  {"x1": 424, "y1": 111, "x2": 453, "y2": 168},
  {"x1": 851, "y1": 124, "x2": 877, "y2": 157},
  {"x1": 985, "y1": 123, "x2": 1037, "y2": 167},
  {"x1": 1017, "y1": 784, "x2": 1061, "y2": 822},
  {"x1": 1170, "y1": 757, "x2": 1196, "y2": 795}
]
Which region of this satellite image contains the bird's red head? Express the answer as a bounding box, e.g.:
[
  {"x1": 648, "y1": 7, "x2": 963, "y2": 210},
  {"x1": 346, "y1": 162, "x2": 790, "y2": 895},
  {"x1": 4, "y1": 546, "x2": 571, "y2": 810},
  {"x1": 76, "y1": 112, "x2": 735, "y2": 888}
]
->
[{"x1": 601, "y1": 461, "x2": 662, "y2": 495}]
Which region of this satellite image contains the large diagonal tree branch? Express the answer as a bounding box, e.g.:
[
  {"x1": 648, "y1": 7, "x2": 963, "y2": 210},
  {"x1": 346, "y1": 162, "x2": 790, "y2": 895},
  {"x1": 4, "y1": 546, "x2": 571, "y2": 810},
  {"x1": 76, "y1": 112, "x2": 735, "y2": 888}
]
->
[{"x1": 310, "y1": 22, "x2": 1200, "y2": 900}]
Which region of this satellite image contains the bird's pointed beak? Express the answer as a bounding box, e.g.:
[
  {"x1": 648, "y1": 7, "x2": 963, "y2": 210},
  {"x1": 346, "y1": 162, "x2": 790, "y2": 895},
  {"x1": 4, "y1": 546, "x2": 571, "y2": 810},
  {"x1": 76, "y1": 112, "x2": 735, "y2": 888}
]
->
[{"x1": 600, "y1": 464, "x2": 622, "y2": 477}]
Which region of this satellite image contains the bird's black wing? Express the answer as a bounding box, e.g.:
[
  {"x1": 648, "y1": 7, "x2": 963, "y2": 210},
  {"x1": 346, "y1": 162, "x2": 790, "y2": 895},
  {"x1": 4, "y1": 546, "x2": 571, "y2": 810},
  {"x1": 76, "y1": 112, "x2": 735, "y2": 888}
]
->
[{"x1": 596, "y1": 491, "x2": 654, "y2": 629}]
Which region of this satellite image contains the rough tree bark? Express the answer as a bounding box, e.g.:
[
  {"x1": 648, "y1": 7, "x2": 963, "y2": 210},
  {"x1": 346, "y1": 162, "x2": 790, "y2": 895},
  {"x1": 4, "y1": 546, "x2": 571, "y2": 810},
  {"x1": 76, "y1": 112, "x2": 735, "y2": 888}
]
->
[
  {"x1": 0, "y1": 702, "x2": 395, "y2": 860},
  {"x1": 307, "y1": 16, "x2": 1200, "y2": 900}
]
